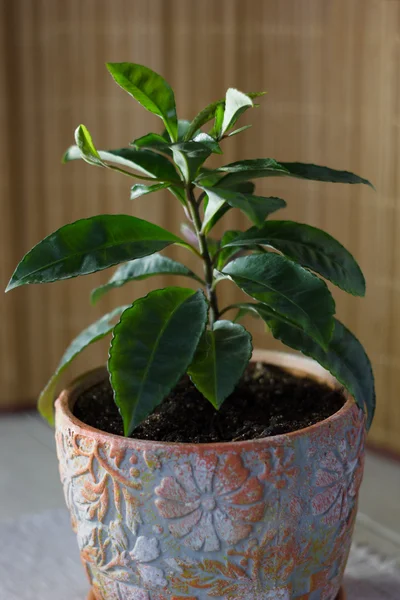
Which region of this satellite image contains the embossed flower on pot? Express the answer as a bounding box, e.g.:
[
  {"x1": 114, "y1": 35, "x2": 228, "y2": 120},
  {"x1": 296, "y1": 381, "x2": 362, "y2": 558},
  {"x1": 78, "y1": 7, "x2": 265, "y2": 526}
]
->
[
  {"x1": 154, "y1": 454, "x2": 265, "y2": 552},
  {"x1": 259, "y1": 447, "x2": 299, "y2": 490},
  {"x1": 312, "y1": 421, "x2": 365, "y2": 525},
  {"x1": 129, "y1": 536, "x2": 167, "y2": 589}
]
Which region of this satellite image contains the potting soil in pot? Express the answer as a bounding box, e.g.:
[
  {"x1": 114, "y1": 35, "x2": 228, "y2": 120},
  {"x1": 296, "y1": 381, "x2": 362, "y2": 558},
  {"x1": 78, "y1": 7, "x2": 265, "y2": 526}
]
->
[{"x1": 74, "y1": 362, "x2": 345, "y2": 443}]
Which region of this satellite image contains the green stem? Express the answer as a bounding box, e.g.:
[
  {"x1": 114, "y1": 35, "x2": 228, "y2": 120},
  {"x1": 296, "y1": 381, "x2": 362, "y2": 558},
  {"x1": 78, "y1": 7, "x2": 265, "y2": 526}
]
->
[{"x1": 186, "y1": 186, "x2": 219, "y2": 326}]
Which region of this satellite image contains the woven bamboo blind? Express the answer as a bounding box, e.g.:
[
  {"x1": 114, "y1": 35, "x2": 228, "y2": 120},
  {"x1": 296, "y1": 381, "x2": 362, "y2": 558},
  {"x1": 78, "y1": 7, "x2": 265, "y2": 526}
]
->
[{"x1": 1, "y1": 0, "x2": 399, "y2": 452}]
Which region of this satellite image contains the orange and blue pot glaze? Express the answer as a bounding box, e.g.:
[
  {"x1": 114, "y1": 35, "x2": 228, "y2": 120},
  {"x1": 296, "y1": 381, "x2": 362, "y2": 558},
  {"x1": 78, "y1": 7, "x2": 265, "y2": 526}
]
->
[{"x1": 55, "y1": 351, "x2": 364, "y2": 600}]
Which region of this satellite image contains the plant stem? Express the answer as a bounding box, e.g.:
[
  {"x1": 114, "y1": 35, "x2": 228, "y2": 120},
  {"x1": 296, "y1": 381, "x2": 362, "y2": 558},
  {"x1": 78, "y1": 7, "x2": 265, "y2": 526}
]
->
[{"x1": 186, "y1": 186, "x2": 219, "y2": 326}]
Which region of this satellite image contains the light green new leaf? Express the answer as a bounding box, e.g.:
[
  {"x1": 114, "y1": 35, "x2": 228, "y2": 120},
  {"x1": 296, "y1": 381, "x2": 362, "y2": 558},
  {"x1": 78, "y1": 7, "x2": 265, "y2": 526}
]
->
[
  {"x1": 38, "y1": 306, "x2": 128, "y2": 424},
  {"x1": 223, "y1": 220, "x2": 365, "y2": 296},
  {"x1": 188, "y1": 320, "x2": 252, "y2": 409},
  {"x1": 91, "y1": 253, "x2": 204, "y2": 304},
  {"x1": 210, "y1": 103, "x2": 225, "y2": 139},
  {"x1": 239, "y1": 303, "x2": 375, "y2": 428},
  {"x1": 6, "y1": 215, "x2": 185, "y2": 291},
  {"x1": 200, "y1": 185, "x2": 286, "y2": 232},
  {"x1": 184, "y1": 91, "x2": 265, "y2": 141},
  {"x1": 106, "y1": 62, "x2": 178, "y2": 141},
  {"x1": 227, "y1": 125, "x2": 252, "y2": 137},
  {"x1": 222, "y1": 253, "x2": 335, "y2": 349},
  {"x1": 74, "y1": 125, "x2": 105, "y2": 167},
  {"x1": 63, "y1": 144, "x2": 181, "y2": 183},
  {"x1": 130, "y1": 182, "x2": 169, "y2": 200},
  {"x1": 109, "y1": 287, "x2": 208, "y2": 435},
  {"x1": 199, "y1": 158, "x2": 290, "y2": 186},
  {"x1": 221, "y1": 88, "x2": 253, "y2": 136}
]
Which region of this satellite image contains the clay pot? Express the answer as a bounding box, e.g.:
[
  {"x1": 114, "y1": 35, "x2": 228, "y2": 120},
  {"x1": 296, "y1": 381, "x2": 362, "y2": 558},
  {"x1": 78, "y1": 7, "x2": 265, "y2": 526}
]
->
[{"x1": 55, "y1": 350, "x2": 364, "y2": 600}]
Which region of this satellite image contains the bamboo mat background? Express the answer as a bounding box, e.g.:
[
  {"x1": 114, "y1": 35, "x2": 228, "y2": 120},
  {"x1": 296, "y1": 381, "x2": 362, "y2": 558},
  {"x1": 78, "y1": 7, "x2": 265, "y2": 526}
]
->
[{"x1": 1, "y1": 0, "x2": 399, "y2": 452}]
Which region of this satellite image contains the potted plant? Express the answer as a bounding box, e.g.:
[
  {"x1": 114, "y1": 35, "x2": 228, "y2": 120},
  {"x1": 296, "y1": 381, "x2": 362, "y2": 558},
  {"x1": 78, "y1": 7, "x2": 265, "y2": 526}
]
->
[{"x1": 6, "y1": 62, "x2": 375, "y2": 600}]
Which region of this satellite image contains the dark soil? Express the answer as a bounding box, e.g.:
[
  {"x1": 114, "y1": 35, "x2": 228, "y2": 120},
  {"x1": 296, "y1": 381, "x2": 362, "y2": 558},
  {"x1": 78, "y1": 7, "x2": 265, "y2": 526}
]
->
[{"x1": 73, "y1": 362, "x2": 345, "y2": 443}]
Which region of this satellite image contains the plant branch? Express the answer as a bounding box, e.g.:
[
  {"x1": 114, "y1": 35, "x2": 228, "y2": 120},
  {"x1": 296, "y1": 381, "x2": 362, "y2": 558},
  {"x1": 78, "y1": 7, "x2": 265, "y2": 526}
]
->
[{"x1": 186, "y1": 186, "x2": 219, "y2": 326}]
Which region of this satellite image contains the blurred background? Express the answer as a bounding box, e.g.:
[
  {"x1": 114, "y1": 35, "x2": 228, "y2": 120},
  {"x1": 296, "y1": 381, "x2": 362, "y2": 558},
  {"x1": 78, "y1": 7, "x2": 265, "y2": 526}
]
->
[{"x1": 1, "y1": 0, "x2": 399, "y2": 460}]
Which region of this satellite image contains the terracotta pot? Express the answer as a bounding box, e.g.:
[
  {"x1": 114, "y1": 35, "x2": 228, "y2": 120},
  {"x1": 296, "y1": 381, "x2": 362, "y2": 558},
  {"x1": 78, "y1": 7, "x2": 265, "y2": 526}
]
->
[{"x1": 55, "y1": 350, "x2": 364, "y2": 600}]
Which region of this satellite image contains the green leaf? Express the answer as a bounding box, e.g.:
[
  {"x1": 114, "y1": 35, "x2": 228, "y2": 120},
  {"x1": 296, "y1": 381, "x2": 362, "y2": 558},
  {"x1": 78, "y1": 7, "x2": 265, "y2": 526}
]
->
[
  {"x1": 210, "y1": 103, "x2": 225, "y2": 138},
  {"x1": 200, "y1": 185, "x2": 286, "y2": 231},
  {"x1": 223, "y1": 220, "x2": 365, "y2": 296},
  {"x1": 131, "y1": 133, "x2": 172, "y2": 155},
  {"x1": 199, "y1": 158, "x2": 290, "y2": 186},
  {"x1": 187, "y1": 320, "x2": 252, "y2": 409},
  {"x1": 74, "y1": 125, "x2": 105, "y2": 167},
  {"x1": 193, "y1": 132, "x2": 222, "y2": 154},
  {"x1": 6, "y1": 215, "x2": 184, "y2": 291},
  {"x1": 184, "y1": 91, "x2": 265, "y2": 141},
  {"x1": 63, "y1": 145, "x2": 181, "y2": 183},
  {"x1": 162, "y1": 119, "x2": 193, "y2": 142},
  {"x1": 168, "y1": 185, "x2": 187, "y2": 205},
  {"x1": 241, "y1": 303, "x2": 375, "y2": 428},
  {"x1": 222, "y1": 253, "x2": 335, "y2": 349},
  {"x1": 171, "y1": 142, "x2": 212, "y2": 183},
  {"x1": 38, "y1": 306, "x2": 128, "y2": 424},
  {"x1": 184, "y1": 99, "x2": 225, "y2": 142},
  {"x1": 279, "y1": 162, "x2": 374, "y2": 187},
  {"x1": 221, "y1": 88, "x2": 253, "y2": 136},
  {"x1": 109, "y1": 287, "x2": 208, "y2": 435},
  {"x1": 227, "y1": 124, "x2": 252, "y2": 137},
  {"x1": 216, "y1": 230, "x2": 244, "y2": 270},
  {"x1": 200, "y1": 182, "x2": 257, "y2": 235},
  {"x1": 130, "y1": 182, "x2": 169, "y2": 200},
  {"x1": 106, "y1": 62, "x2": 178, "y2": 141},
  {"x1": 91, "y1": 253, "x2": 203, "y2": 304}
]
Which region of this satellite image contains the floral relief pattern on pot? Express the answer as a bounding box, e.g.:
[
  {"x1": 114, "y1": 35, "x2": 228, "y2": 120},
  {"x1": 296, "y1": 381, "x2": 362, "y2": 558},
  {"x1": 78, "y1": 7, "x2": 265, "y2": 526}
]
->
[{"x1": 55, "y1": 356, "x2": 366, "y2": 600}]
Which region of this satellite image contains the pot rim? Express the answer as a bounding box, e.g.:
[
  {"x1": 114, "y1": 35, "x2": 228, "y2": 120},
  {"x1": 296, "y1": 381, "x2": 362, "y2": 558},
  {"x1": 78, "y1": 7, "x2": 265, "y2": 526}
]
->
[{"x1": 55, "y1": 349, "x2": 357, "y2": 451}]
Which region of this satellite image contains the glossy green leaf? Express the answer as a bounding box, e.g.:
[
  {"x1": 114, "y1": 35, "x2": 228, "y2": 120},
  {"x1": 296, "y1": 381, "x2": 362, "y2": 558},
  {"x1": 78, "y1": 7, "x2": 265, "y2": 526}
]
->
[
  {"x1": 240, "y1": 303, "x2": 375, "y2": 428},
  {"x1": 91, "y1": 253, "x2": 203, "y2": 304},
  {"x1": 222, "y1": 253, "x2": 335, "y2": 349},
  {"x1": 184, "y1": 91, "x2": 266, "y2": 142},
  {"x1": 216, "y1": 230, "x2": 246, "y2": 270},
  {"x1": 168, "y1": 185, "x2": 187, "y2": 205},
  {"x1": 74, "y1": 125, "x2": 105, "y2": 167},
  {"x1": 201, "y1": 186, "x2": 286, "y2": 231},
  {"x1": 106, "y1": 62, "x2": 178, "y2": 141},
  {"x1": 38, "y1": 306, "x2": 128, "y2": 424},
  {"x1": 223, "y1": 220, "x2": 365, "y2": 296},
  {"x1": 172, "y1": 142, "x2": 212, "y2": 182},
  {"x1": 131, "y1": 133, "x2": 172, "y2": 154},
  {"x1": 109, "y1": 287, "x2": 208, "y2": 435},
  {"x1": 6, "y1": 215, "x2": 184, "y2": 291},
  {"x1": 193, "y1": 132, "x2": 222, "y2": 154},
  {"x1": 199, "y1": 158, "x2": 290, "y2": 186},
  {"x1": 161, "y1": 119, "x2": 193, "y2": 142},
  {"x1": 200, "y1": 181, "x2": 257, "y2": 235},
  {"x1": 130, "y1": 182, "x2": 169, "y2": 200},
  {"x1": 63, "y1": 144, "x2": 181, "y2": 184},
  {"x1": 279, "y1": 162, "x2": 374, "y2": 187},
  {"x1": 187, "y1": 320, "x2": 252, "y2": 409},
  {"x1": 221, "y1": 88, "x2": 253, "y2": 136}
]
